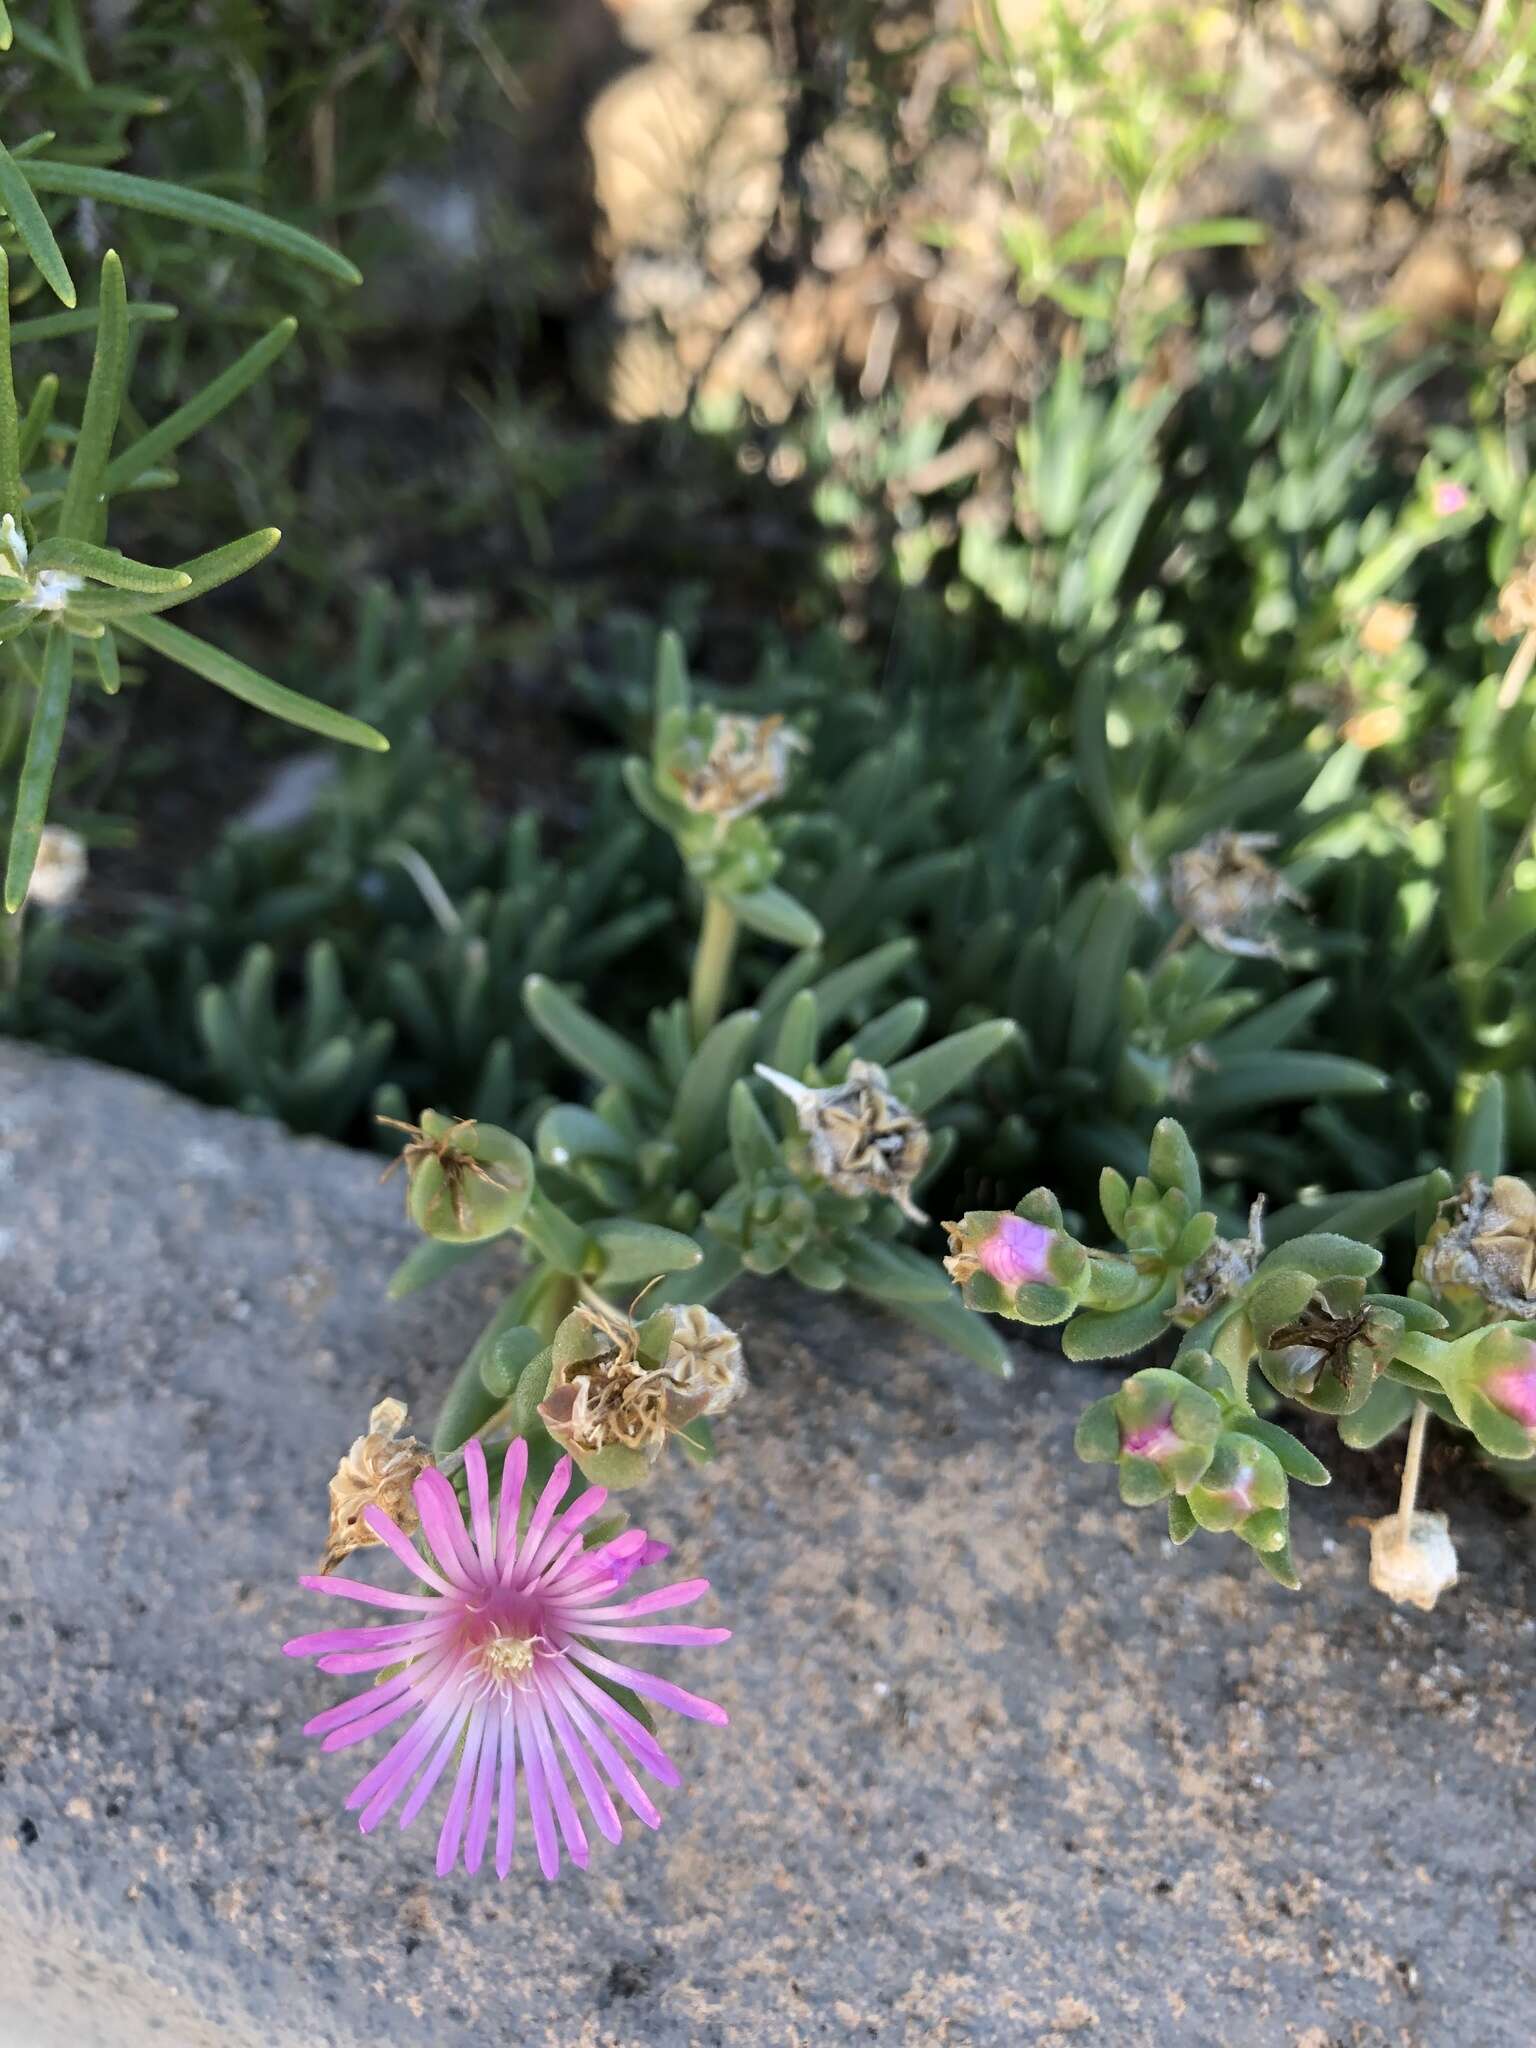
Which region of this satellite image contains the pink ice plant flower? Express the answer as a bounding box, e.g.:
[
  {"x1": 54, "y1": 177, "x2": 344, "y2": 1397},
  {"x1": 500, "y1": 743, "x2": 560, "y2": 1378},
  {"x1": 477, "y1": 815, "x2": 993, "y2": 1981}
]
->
[
  {"x1": 1432, "y1": 480, "x2": 1470, "y2": 516},
  {"x1": 977, "y1": 1213, "x2": 1056, "y2": 1289},
  {"x1": 284, "y1": 1438, "x2": 729, "y2": 1880}
]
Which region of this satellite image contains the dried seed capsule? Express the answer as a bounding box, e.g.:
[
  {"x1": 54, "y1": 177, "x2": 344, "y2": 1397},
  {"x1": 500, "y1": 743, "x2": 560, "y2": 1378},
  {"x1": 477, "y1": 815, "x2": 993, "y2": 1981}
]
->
[
  {"x1": 319, "y1": 1397, "x2": 432, "y2": 1574},
  {"x1": 755, "y1": 1059, "x2": 930, "y2": 1223},
  {"x1": 1166, "y1": 831, "x2": 1304, "y2": 961}
]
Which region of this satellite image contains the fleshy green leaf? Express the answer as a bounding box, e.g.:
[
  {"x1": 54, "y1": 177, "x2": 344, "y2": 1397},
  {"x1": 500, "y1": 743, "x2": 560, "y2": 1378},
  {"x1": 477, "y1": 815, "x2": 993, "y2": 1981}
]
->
[
  {"x1": 523, "y1": 973, "x2": 665, "y2": 1103},
  {"x1": 884, "y1": 1017, "x2": 1018, "y2": 1115}
]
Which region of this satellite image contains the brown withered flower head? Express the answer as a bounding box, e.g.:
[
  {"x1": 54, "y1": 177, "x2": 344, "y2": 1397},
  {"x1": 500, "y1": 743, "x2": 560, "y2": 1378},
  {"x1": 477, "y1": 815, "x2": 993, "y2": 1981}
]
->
[
  {"x1": 1167, "y1": 831, "x2": 1306, "y2": 961},
  {"x1": 672, "y1": 712, "x2": 806, "y2": 822},
  {"x1": 1417, "y1": 1173, "x2": 1536, "y2": 1319},
  {"x1": 664, "y1": 1304, "x2": 749, "y2": 1416},
  {"x1": 754, "y1": 1058, "x2": 930, "y2": 1222},
  {"x1": 319, "y1": 1396, "x2": 432, "y2": 1574},
  {"x1": 1168, "y1": 1198, "x2": 1265, "y2": 1328},
  {"x1": 538, "y1": 1300, "x2": 744, "y2": 1466},
  {"x1": 1489, "y1": 557, "x2": 1536, "y2": 644}
]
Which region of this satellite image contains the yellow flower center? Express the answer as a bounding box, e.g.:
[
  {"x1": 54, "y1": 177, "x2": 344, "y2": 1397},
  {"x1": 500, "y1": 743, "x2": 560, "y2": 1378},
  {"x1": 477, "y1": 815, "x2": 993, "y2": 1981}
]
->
[{"x1": 478, "y1": 1630, "x2": 537, "y2": 1686}]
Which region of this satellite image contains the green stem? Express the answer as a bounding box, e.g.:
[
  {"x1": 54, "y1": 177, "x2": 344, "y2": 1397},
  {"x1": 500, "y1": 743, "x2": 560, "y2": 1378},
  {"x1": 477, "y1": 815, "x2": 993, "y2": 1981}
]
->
[{"x1": 689, "y1": 890, "x2": 738, "y2": 1041}]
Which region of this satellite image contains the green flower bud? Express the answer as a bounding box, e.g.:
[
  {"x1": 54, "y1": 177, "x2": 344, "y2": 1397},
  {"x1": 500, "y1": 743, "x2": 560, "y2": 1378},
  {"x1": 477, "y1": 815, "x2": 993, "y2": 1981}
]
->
[
  {"x1": 381, "y1": 1110, "x2": 534, "y2": 1244},
  {"x1": 1077, "y1": 1366, "x2": 1223, "y2": 1504},
  {"x1": 1439, "y1": 1322, "x2": 1536, "y2": 1460},
  {"x1": 1186, "y1": 1432, "x2": 1288, "y2": 1538}
]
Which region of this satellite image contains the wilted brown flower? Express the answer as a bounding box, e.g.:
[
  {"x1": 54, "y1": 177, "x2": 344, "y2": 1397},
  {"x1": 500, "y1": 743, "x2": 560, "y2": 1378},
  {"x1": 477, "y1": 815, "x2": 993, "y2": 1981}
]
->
[
  {"x1": 319, "y1": 1397, "x2": 432, "y2": 1574},
  {"x1": 1358, "y1": 600, "x2": 1416, "y2": 658},
  {"x1": 1167, "y1": 831, "x2": 1305, "y2": 961},
  {"x1": 1168, "y1": 1198, "x2": 1265, "y2": 1327},
  {"x1": 671, "y1": 712, "x2": 806, "y2": 821},
  {"x1": 1417, "y1": 1173, "x2": 1536, "y2": 1317},
  {"x1": 538, "y1": 1299, "x2": 735, "y2": 1466},
  {"x1": 1489, "y1": 557, "x2": 1536, "y2": 644},
  {"x1": 754, "y1": 1058, "x2": 930, "y2": 1221}
]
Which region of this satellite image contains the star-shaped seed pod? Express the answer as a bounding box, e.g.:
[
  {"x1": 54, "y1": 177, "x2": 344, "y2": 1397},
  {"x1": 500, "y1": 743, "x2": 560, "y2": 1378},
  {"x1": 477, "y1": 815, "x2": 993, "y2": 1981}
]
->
[{"x1": 755, "y1": 1059, "x2": 930, "y2": 1223}]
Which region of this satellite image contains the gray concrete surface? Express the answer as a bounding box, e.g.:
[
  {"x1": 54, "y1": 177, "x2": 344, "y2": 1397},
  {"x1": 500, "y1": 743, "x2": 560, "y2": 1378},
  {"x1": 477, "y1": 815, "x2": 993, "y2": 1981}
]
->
[{"x1": 0, "y1": 1041, "x2": 1532, "y2": 2046}]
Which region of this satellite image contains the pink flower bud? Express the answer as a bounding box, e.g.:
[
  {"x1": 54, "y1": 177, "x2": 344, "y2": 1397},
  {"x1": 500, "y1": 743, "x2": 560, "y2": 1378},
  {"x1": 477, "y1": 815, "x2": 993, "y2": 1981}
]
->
[
  {"x1": 976, "y1": 1213, "x2": 1056, "y2": 1288},
  {"x1": 1433, "y1": 481, "x2": 1469, "y2": 517},
  {"x1": 1486, "y1": 1351, "x2": 1536, "y2": 1433}
]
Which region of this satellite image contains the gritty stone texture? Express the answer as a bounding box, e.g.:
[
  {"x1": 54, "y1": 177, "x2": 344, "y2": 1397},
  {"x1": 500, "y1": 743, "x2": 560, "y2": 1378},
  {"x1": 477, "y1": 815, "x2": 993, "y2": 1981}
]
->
[{"x1": 1, "y1": 1042, "x2": 1534, "y2": 2047}]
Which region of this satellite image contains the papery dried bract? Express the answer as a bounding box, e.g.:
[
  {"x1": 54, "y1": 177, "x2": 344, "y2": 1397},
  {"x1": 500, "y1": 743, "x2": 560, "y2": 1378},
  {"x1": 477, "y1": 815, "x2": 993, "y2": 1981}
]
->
[{"x1": 320, "y1": 1396, "x2": 432, "y2": 1574}]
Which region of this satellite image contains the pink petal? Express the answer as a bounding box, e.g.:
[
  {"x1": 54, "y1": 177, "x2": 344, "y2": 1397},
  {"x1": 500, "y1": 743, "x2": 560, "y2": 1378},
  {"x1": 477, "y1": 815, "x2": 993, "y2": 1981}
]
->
[
  {"x1": 508, "y1": 1456, "x2": 572, "y2": 1590},
  {"x1": 560, "y1": 1664, "x2": 681, "y2": 1787},
  {"x1": 352, "y1": 1691, "x2": 461, "y2": 1830},
  {"x1": 321, "y1": 1681, "x2": 425, "y2": 1753},
  {"x1": 543, "y1": 1692, "x2": 622, "y2": 1845},
  {"x1": 305, "y1": 1671, "x2": 414, "y2": 1739},
  {"x1": 496, "y1": 1437, "x2": 529, "y2": 1573},
  {"x1": 436, "y1": 1709, "x2": 489, "y2": 1876},
  {"x1": 464, "y1": 1707, "x2": 501, "y2": 1874},
  {"x1": 494, "y1": 1711, "x2": 519, "y2": 1879},
  {"x1": 399, "y1": 1700, "x2": 475, "y2": 1830},
  {"x1": 515, "y1": 1691, "x2": 563, "y2": 1879},
  {"x1": 528, "y1": 1486, "x2": 610, "y2": 1585},
  {"x1": 411, "y1": 1469, "x2": 480, "y2": 1585},
  {"x1": 524, "y1": 1690, "x2": 590, "y2": 1869},
  {"x1": 298, "y1": 1575, "x2": 440, "y2": 1613},
  {"x1": 556, "y1": 1579, "x2": 712, "y2": 1622},
  {"x1": 284, "y1": 1620, "x2": 434, "y2": 1658},
  {"x1": 463, "y1": 1437, "x2": 496, "y2": 1574},
  {"x1": 359, "y1": 1506, "x2": 455, "y2": 1594},
  {"x1": 570, "y1": 1645, "x2": 729, "y2": 1726},
  {"x1": 545, "y1": 1671, "x2": 662, "y2": 1827}
]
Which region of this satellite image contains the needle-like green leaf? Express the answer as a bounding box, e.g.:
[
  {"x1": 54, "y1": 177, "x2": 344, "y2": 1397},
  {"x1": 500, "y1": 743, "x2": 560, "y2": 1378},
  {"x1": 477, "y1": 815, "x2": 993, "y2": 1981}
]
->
[
  {"x1": 5, "y1": 625, "x2": 73, "y2": 912},
  {"x1": 57, "y1": 248, "x2": 127, "y2": 542},
  {"x1": 21, "y1": 161, "x2": 362, "y2": 287},
  {"x1": 10, "y1": 301, "x2": 175, "y2": 345},
  {"x1": 17, "y1": 372, "x2": 58, "y2": 465},
  {"x1": 31, "y1": 537, "x2": 190, "y2": 593},
  {"x1": 59, "y1": 526, "x2": 280, "y2": 618},
  {"x1": 0, "y1": 249, "x2": 19, "y2": 519},
  {"x1": 0, "y1": 136, "x2": 75, "y2": 307},
  {"x1": 104, "y1": 317, "x2": 297, "y2": 490},
  {"x1": 92, "y1": 627, "x2": 119, "y2": 695},
  {"x1": 114, "y1": 614, "x2": 389, "y2": 752}
]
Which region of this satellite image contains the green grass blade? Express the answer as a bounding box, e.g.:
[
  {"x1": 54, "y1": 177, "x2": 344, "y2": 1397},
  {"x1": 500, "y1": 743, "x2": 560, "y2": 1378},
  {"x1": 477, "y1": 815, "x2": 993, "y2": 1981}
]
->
[
  {"x1": 10, "y1": 301, "x2": 176, "y2": 345},
  {"x1": 60, "y1": 526, "x2": 280, "y2": 618},
  {"x1": 57, "y1": 248, "x2": 127, "y2": 541},
  {"x1": 104, "y1": 318, "x2": 296, "y2": 490},
  {"x1": 114, "y1": 614, "x2": 388, "y2": 751},
  {"x1": 0, "y1": 249, "x2": 19, "y2": 518},
  {"x1": 17, "y1": 372, "x2": 58, "y2": 464},
  {"x1": 5, "y1": 625, "x2": 73, "y2": 911},
  {"x1": 22, "y1": 161, "x2": 362, "y2": 287},
  {"x1": 31, "y1": 537, "x2": 189, "y2": 593},
  {"x1": 0, "y1": 137, "x2": 75, "y2": 307}
]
